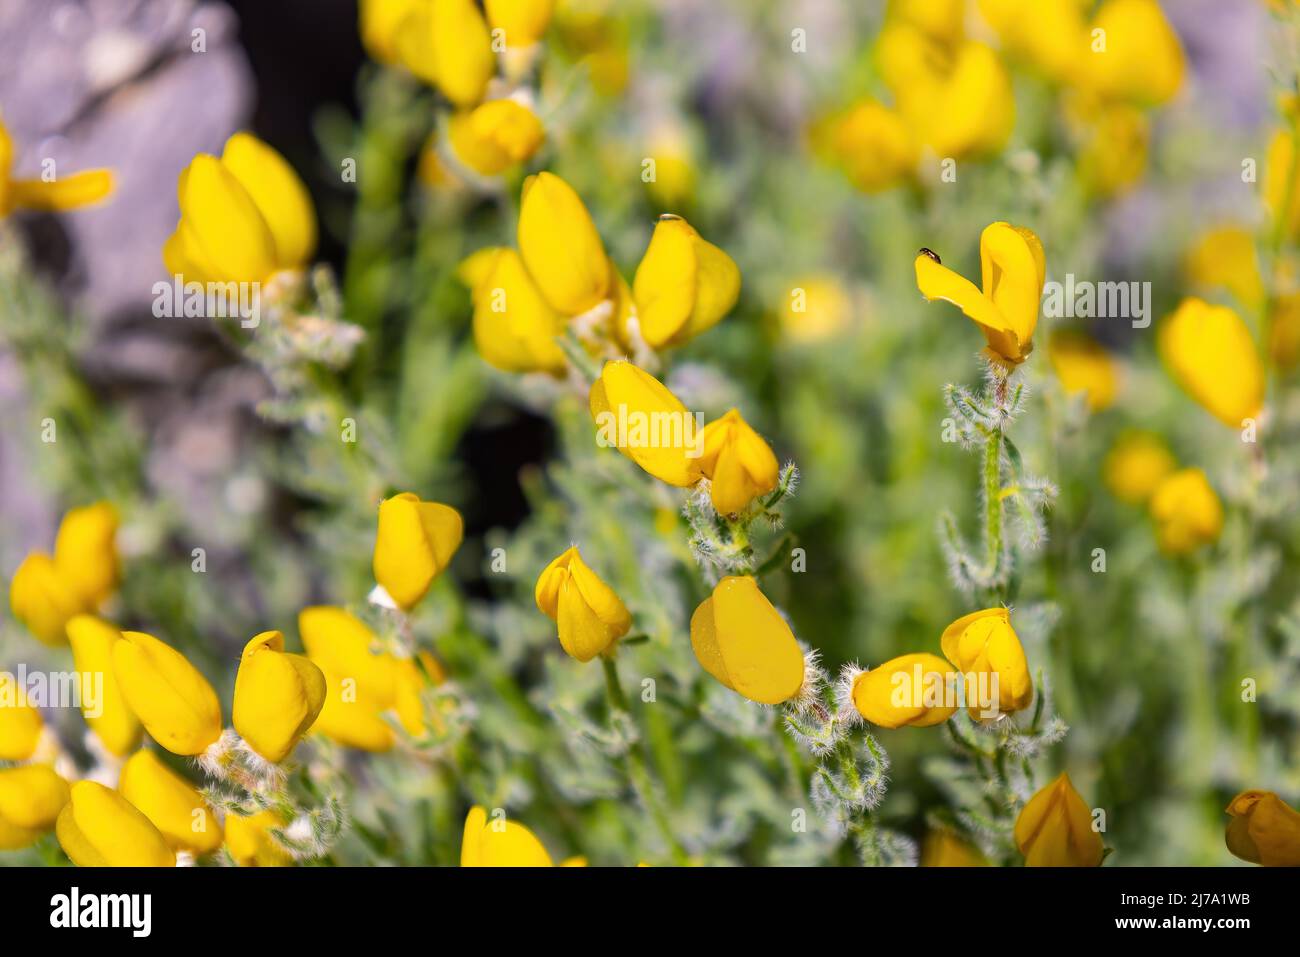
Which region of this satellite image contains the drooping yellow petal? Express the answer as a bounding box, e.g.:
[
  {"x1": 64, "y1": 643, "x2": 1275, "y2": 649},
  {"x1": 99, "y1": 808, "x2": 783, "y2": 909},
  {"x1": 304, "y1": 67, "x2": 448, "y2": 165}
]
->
[
  {"x1": 6, "y1": 169, "x2": 114, "y2": 212},
  {"x1": 112, "y1": 631, "x2": 223, "y2": 756},
  {"x1": 939, "y1": 607, "x2": 1033, "y2": 719},
  {"x1": 117, "y1": 750, "x2": 222, "y2": 855},
  {"x1": 449, "y1": 99, "x2": 545, "y2": 177},
  {"x1": 517, "y1": 171, "x2": 609, "y2": 315},
  {"x1": 851, "y1": 653, "x2": 958, "y2": 728},
  {"x1": 690, "y1": 577, "x2": 805, "y2": 705},
  {"x1": 589, "y1": 360, "x2": 704, "y2": 487}
]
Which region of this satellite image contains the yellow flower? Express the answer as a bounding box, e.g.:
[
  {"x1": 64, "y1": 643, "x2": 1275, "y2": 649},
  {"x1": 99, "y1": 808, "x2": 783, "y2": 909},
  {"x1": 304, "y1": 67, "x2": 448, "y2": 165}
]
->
[
  {"x1": 233, "y1": 631, "x2": 327, "y2": 763},
  {"x1": 915, "y1": 222, "x2": 1046, "y2": 367},
  {"x1": 1078, "y1": 0, "x2": 1184, "y2": 106},
  {"x1": 394, "y1": 0, "x2": 496, "y2": 107},
  {"x1": 851, "y1": 653, "x2": 958, "y2": 729},
  {"x1": 66, "y1": 615, "x2": 143, "y2": 758},
  {"x1": 919, "y1": 829, "x2": 988, "y2": 866},
  {"x1": 589, "y1": 360, "x2": 704, "y2": 487},
  {"x1": 1103, "y1": 431, "x2": 1177, "y2": 505},
  {"x1": 1074, "y1": 100, "x2": 1150, "y2": 198},
  {"x1": 1158, "y1": 297, "x2": 1264, "y2": 429},
  {"x1": 643, "y1": 128, "x2": 696, "y2": 209},
  {"x1": 0, "y1": 765, "x2": 69, "y2": 850},
  {"x1": 1149, "y1": 468, "x2": 1223, "y2": 555},
  {"x1": 698, "y1": 409, "x2": 780, "y2": 516},
  {"x1": 0, "y1": 674, "x2": 44, "y2": 761},
  {"x1": 1265, "y1": 128, "x2": 1300, "y2": 242},
  {"x1": 9, "y1": 502, "x2": 119, "y2": 646},
  {"x1": 1047, "y1": 329, "x2": 1119, "y2": 411},
  {"x1": 117, "y1": 750, "x2": 222, "y2": 855},
  {"x1": 978, "y1": 0, "x2": 1087, "y2": 84},
  {"x1": 780, "y1": 275, "x2": 853, "y2": 343},
  {"x1": 460, "y1": 805, "x2": 554, "y2": 866},
  {"x1": 517, "y1": 171, "x2": 610, "y2": 315},
  {"x1": 552, "y1": 2, "x2": 629, "y2": 97},
  {"x1": 485, "y1": 0, "x2": 556, "y2": 47},
  {"x1": 1184, "y1": 225, "x2": 1264, "y2": 312},
  {"x1": 1015, "y1": 772, "x2": 1104, "y2": 867},
  {"x1": 461, "y1": 247, "x2": 566, "y2": 374},
  {"x1": 0, "y1": 117, "x2": 113, "y2": 217},
  {"x1": 940, "y1": 607, "x2": 1033, "y2": 719},
  {"x1": 225, "y1": 809, "x2": 293, "y2": 867},
  {"x1": 919, "y1": 42, "x2": 1016, "y2": 159},
  {"x1": 632, "y1": 215, "x2": 741, "y2": 349},
  {"x1": 448, "y1": 99, "x2": 545, "y2": 177},
  {"x1": 814, "y1": 99, "x2": 918, "y2": 194},
  {"x1": 112, "y1": 631, "x2": 223, "y2": 756},
  {"x1": 690, "y1": 576, "x2": 805, "y2": 705},
  {"x1": 887, "y1": 0, "x2": 966, "y2": 43},
  {"x1": 535, "y1": 546, "x2": 631, "y2": 662},
  {"x1": 164, "y1": 132, "x2": 317, "y2": 286},
  {"x1": 357, "y1": 0, "x2": 421, "y2": 64},
  {"x1": 1225, "y1": 790, "x2": 1300, "y2": 867},
  {"x1": 56, "y1": 780, "x2": 175, "y2": 867},
  {"x1": 373, "y1": 492, "x2": 464, "y2": 610}
]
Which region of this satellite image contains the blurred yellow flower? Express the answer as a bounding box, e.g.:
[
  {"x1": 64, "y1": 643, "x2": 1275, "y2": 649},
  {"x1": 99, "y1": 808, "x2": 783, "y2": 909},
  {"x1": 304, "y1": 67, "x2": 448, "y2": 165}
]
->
[
  {"x1": 357, "y1": 0, "x2": 421, "y2": 64},
  {"x1": 698, "y1": 409, "x2": 780, "y2": 515},
  {"x1": 780, "y1": 275, "x2": 852, "y2": 343},
  {"x1": 814, "y1": 99, "x2": 917, "y2": 194},
  {"x1": 225, "y1": 808, "x2": 293, "y2": 867},
  {"x1": 1074, "y1": 100, "x2": 1150, "y2": 198},
  {"x1": 56, "y1": 780, "x2": 176, "y2": 867},
  {"x1": 1079, "y1": 0, "x2": 1185, "y2": 106},
  {"x1": 1103, "y1": 430, "x2": 1177, "y2": 505},
  {"x1": 518, "y1": 171, "x2": 610, "y2": 315},
  {"x1": 117, "y1": 749, "x2": 222, "y2": 855},
  {"x1": 851, "y1": 652, "x2": 958, "y2": 729},
  {"x1": 1270, "y1": 291, "x2": 1300, "y2": 369},
  {"x1": 233, "y1": 631, "x2": 327, "y2": 763},
  {"x1": 919, "y1": 829, "x2": 988, "y2": 866},
  {"x1": 66, "y1": 615, "x2": 143, "y2": 758},
  {"x1": 394, "y1": 0, "x2": 496, "y2": 107},
  {"x1": 551, "y1": 2, "x2": 629, "y2": 97},
  {"x1": 915, "y1": 222, "x2": 1046, "y2": 367},
  {"x1": 940, "y1": 607, "x2": 1033, "y2": 719},
  {"x1": 633, "y1": 214, "x2": 741, "y2": 348},
  {"x1": 0, "y1": 674, "x2": 44, "y2": 761},
  {"x1": 461, "y1": 247, "x2": 566, "y2": 375},
  {"x1": 1184, "y1": 225, "x2": 1264, "y2": 312},
  {"x1": 535, "y1": 546, "x2": 631, "y2": 662},
  {"x1": 1158, "y1": 297, "x2": 1264, "y2": 429},
  {"x1": 1264, "y1": 127, "x2": 1300, "y2": 242},
  {"x1": 589, "y1": 360, "x2": 704, "y2": 487},
  {"x1": 1225, "y1": 789, "x2": 1300, "y2": 867},
  {"x1": 643, "y1": 129, "x2": 696, "y2": 209},
  {"x1": 1014, "y1": 772, "x2": 1104, "y2": 867},
  {"x1": 485, "y1": 0, "x2": 556, "y2": 47},
  {"x1": 1149, "y1": 468, "x2": 1223, "y2": 555},
  {"x1": 0, "y1": 117, "x2": 113, "y2": 217},
  {"x1": 1047, "y1": 329, "x2": 1119, "y2": 411},
  {"x1": 0, "y1": 765, "x2": 69, "y2": 850},
  {"x1": 112, "y1": 631, "x2": 223, "y2": 756},
  {"x1": 690, "y1": 576, "x2": 805, "y2": 705},
  {"x1": 979, "y1": 0, "x2": 1087, "y2": 84},
  {"x1": 448, "y1": 99, "x2": 545, "y2": 177},
  {"x1": 164, "y1": 132, "x2": 317, "y2": 287},
  {"x1": 460, "y1": 805, "x2": 554, "y2": 866},
  {"x1": 9, "y1": 502, "x2": 119, "y2": 647},
  {"x1": 373, "y1": 492, "x2": 464, "y2": 610}
]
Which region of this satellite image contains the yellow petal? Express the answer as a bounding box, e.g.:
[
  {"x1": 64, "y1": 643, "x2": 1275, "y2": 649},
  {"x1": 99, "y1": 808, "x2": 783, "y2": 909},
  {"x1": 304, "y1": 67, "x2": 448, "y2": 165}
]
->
[
  {"x1": 6, "y1": 169, "x2": 114, "y2": 212},
  {"x1": 1081, "y1": 0, "x2": 1184, "y2": 105},
  {"x1": 373, "y1": 493, "x2": 464, "y2": 609},
  {"x1": 698, "y1": 409, "x2": 780, "y2": 515},
  {"x1": 1103, "y1": 430, "x2": 1177, "y2": 505},
  {"x1": 517, "y1": 171, "x2": 609, "y2": 314},
  {"x1": 470, "y1": 247, "x2": 566, "y2": 374},
  {"x1": 56, "y1": 780, "x2": 175, "y2": 867},
  {"x1": 536, "y1": 547, "x2": 630, "y2": 661},
  {"x1": 176, "y1": 153, "x2": 277, "y2": 283},
  {"x1": 53, "y1": 501, "x2": 119, "y2": 607},
  {"x1": 233, "y1": 630, "x2": 327, "y2": 763},
  {"x1": 449, "y1": 99, "x2": 545, "y2": 176},
  {"x1": 1224, "y1": 790, "x2": 1300, "y2": 867},
  {"x1": 0, "y1": 673, "x2": 44, "y2": 761},
  {"x1": 0, "y1": 765, "x2": 69, "y2": 850},
  {"x1": 914, "y1": 250, "x2": 1023, "y2": 363},
  {"x1": 632, "y1": 215, "x2": 739, "y2": 348},
  {"x1": 485, "y1": 0, "x2": 556, "y2": 46},
  {"x1": 8, "y1": 552, "x2": 83, "y2": 646},
  {"x1": 66, "y1": 615, "x2": 142, "y2": 757},
  {"x1": 225, "y1": 808, "x2": 294, "y2": 866},
  {"x1": 220, "y1": 132, "x2": 317, "y2": 269},
  {"x1": 1149, "y1": 468, "x2": 1223, "y2": 555},
  {"x1": 112, "y1": 631, "x2": 223, "y2": 756},
  {"x1": 460, "y1": 805, "x2": 553, "y2": 866},
  {"x1": 1158, "y1": 297, "x2": 1264, "y2": 428},
  {"x1": 1048, "y1": 329, "x2": 1119, "y2": 411},
  {"x1": 589, "y1": 360, "x2": 704, "y2": 487},
  {"x1": 428, "y1": 0, "x2": 497, "y2": 107},
  {"x1": 117, "y1": 750, "x2": 222, "y2": 854},
  {"x1": 851, "y1": 653, "x2": 957, "y2": 728},
  {"x1": 1014, "y1": 772, "x2": 1104, "y2": 867},
  {"x1": 980, "y1": 222, "x2": 1044, "y2": 349},
  {"x1": 691, "y1": 577, "x2": 804, "y2": 705}
]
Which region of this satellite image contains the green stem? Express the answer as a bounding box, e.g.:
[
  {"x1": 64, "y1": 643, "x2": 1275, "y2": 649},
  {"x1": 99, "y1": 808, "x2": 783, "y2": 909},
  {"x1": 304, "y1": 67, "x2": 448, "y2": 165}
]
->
[{"x1": 983, "y1": 422, "x2": 1004, "y2": 589}]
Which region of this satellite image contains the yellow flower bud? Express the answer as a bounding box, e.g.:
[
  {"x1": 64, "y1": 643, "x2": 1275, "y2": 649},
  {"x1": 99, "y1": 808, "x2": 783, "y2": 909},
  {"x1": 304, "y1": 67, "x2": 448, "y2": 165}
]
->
[
  {"x1": 9, "y1": 555, "x2": 80, "y2": 646},
  {"x1": 164, "y1": 132, "x2": 316, "y2": 288},
  {"x1": 1225, "y1": 790, "x2": 1300, "y2": 867},
  {"x1": 485, "y1": 0, "x2": 556, "y2": 47},
  {"x1": 300, "y1": 606, "x2": 405, "y2": 752},
  {"x1": 919, "y1": 829, "x2": 988, "y2": 867},
  {"x1": 698, "y1": 409, "x2": 780, "y2": 516},
  {"x1": 814, "y1": 99, "x2": 917, "y2": 195},
  {"x1": 915, "y1": 222, "x2": 1045, "y2": 367},
  {"x1": 940, "y1": 607, "x2": 1033, "y2": 719},
  {"x1": 233, "y1": 631, "x2": 327, "y2": 763},
  {"x1": 56, "y1": 780, "x2": 176, "y2": 867},
  {"x1": 1047, "y1": 329, "x2": 1119, "y2": 411},
  {"x1": 1149, "y1": 468, "x2": 1223, "y2": 555},
  {"x1": 395, "y1": 0, "x2": 496, "y2": 107},
  {"x1": 1103, "y1": 430, "x2": 1176, "y2": 505},
  {"x1": 358, "y1": 0, "x2": 421, "y2": 64},
  {"x1": 535, "y1": 546, "x2": 631, "y2": 662},
  {"x1": 690, "y1": 576, "x2": 805, "y2": 705},
  {"x1": 1079, "y1": 0, "x2": 1184, "y2": 106},
  {"x1": 117, "y1": 750, "x2": 222, "y2": 855},
  {"x1": 449, "y1": 99, "x2": 545, "y2": 177},
  {"x1": 780, "y1": 275, "x2": 852, "y2": 343},
  {"x1": 462, "y1": 247, "x2": 566, "y2": 374},
  {"x1": 1014, "y1": 772, "x2": 1104, "y2": 867},
  {"x1": 1265, "y1": 128, "x2": 1300, "y2": 242},
  {"x1": 1, "y1": 117, "x2": 113, "y2": 217},
  {"x1": 0, "y1": 673, "x2": 44, "y2": 761},
  {"x1": 517, "y1": 171, "x2": 610, "y2": 314},
  {"x1": 373, "y1": 493, "x2": 464, "y2": 610},
  {"x1": 0, "y1": 765, "x2": 69, "y2": 849},
  {"x1": 643, "y1": 129, "x2": 696, "y2": 209},
  {"x1": 1158, "y1": 298, "x2": 1264, "y2": 428},
  {"x1": 112, "y1": 631, "x2": 223, "y2": 756},
  {"x1": 66, "y1": 615, "x2": 142, "y2": 758},
  {"x1": 1184, "y1": 225, "x2": 1264, "y2": 312},
  {"x1": 917, "y1": 41, "x2": 1015, "y2": 160},
  {"x1": 460, "y1": 805, "x2": 554, "y2": 866},
  {"x1": 54, "y1": 502, "x2": 119, "y2": 608},
  {"x1": 589, "y1": 360, "x2": 704, "y2": 487},
  {"x1": 1075, "y1": 100, "x2": 1149, "y2": 198},
  {"x1": 225, "y1": 809, "x2": 293, "y2": 867},
  {"x1": 851, "y1": 653, "x2": 959, "y2": 729},
  {"x1": 632, "y1": 215, "x2": 740, "y2": 348}
]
